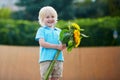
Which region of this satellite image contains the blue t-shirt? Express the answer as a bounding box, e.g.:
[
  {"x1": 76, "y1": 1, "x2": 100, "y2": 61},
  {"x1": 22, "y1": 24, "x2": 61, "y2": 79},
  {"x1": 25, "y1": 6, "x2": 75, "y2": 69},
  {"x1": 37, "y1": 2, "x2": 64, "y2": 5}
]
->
[{"x1": 35, "y1": 26, "x2": 64, "y2": 63}]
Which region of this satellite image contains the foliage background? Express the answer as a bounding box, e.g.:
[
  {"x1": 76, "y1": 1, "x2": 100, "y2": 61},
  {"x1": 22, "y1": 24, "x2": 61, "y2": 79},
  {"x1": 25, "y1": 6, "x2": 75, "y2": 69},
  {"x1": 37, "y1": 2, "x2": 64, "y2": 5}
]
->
[
  {"x1": 0, "y1": 0, "x2": 120, "y2": 47},
  {"x1": 0, "y1": 17, "x2": 120, "y2": 46},
  {"x1": 12, "y1": 0, "x2": 120, "y2": 20}
]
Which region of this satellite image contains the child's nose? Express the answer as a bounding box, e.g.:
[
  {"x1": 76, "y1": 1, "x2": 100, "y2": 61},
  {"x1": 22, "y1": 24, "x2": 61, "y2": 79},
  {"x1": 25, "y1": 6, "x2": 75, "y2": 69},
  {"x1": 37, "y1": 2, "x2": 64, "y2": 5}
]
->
[{"x1": 49, "y1": 17, "x2": 54, "y2": 20}]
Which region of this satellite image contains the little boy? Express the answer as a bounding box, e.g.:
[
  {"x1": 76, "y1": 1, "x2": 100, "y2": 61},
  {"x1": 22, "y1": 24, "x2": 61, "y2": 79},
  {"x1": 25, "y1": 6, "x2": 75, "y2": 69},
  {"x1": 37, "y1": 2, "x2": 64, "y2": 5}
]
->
[{"x1": 35, "y1": 6, "x2": 66, "y2": 80}]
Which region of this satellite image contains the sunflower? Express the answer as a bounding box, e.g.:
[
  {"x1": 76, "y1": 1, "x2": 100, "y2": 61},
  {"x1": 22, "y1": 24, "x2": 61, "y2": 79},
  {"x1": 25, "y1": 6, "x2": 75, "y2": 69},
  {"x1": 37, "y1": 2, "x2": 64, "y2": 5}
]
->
[
  {"x1": 75, "y1": 37, "x2": 81, "y2": 47},
  {"x1": 73, "y1": 30, "x2": 81, "y2": 47},
  {"x1": 72, "y1": 23, "x2": 80, "y2": 30}
]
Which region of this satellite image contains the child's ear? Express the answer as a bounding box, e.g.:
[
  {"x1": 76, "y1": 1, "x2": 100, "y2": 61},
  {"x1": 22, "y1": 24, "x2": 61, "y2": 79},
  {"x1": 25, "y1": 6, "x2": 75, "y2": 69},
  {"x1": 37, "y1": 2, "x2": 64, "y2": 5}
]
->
[
  {"x1": 55, "y1": 19, "x2": 58, "y2": 23},
  {"x1": 55, "y1": 20, "x2": 57, "y2": 23}
]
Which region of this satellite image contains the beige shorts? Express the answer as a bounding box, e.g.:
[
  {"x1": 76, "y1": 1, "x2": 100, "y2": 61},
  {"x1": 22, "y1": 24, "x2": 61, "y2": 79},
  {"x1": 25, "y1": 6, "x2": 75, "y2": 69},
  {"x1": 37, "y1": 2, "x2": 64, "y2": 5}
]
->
[{"x1": 40, "y1": 61, "x2": 63, "y2": 80}]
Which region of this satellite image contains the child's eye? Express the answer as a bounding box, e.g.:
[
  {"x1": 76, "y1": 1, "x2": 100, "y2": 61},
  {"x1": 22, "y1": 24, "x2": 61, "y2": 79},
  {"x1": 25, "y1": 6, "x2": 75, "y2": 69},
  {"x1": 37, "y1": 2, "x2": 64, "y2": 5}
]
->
[
  {"x1": 51, "y1": 16, "x2": 54, "y2": 18},
  {"x1": 46, "y1": 16, "x2": 50, "y2": 18}
]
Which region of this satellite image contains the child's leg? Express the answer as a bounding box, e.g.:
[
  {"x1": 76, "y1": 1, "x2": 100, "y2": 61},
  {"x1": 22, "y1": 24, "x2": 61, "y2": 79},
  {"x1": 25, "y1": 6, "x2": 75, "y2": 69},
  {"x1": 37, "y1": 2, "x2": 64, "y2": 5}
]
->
[
  {"x1": 50, "y1": 61, "x2": 63, "y2": 80},
  {"x1": 50, "y1": 77, "x2": 59, "y2": 80},
  {"x1": 40, "y1": 61, "x2": 63, "y2": 80},
  {"x1": 40, "y1": 61, "x2": 51, "y2": 80}
]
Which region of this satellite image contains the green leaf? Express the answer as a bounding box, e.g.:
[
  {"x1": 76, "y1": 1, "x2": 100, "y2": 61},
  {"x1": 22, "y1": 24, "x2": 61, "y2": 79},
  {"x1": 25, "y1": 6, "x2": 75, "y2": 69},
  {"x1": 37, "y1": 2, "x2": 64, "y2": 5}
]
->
[
  {"x1": 81, "y1": 33, "x2": 89, "y2": 38},
  {"x1": 67, "y1": 46, "x2": 74, "y2": 52},
  {"x1": 60, "y1": 29, "x2": 68, "y2": 41},
  {"x1": 80, "y1": 29, "x2": 84, "y2": 31},
  {"x1": 68, "y1": 40, "x2": 74, "y2": 47},
  {"x1": 60, "y1": 29, "x2": 70, "y2": 43}
]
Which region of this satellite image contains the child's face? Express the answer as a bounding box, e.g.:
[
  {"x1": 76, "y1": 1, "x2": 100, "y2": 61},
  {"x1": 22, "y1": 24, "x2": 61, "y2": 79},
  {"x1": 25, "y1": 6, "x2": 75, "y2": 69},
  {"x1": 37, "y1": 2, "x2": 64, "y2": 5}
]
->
[{"x1": 43, "y1": 13, "x2": 56, "y2": 27}]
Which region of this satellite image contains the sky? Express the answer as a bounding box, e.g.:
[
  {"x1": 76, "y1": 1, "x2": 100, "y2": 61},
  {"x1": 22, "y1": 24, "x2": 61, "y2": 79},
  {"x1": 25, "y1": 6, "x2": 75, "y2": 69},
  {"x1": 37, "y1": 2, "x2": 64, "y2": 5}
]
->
[{"x1": 0, "y1": 0, "x2": 20, "y2": 11}]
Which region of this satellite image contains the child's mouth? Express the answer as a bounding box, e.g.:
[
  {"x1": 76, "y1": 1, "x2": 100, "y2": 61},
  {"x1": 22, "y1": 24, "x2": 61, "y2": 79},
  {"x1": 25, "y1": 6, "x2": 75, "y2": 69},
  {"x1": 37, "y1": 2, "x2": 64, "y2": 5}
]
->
[{"x1": 48, "y1": 21, "x2": 54, "y2": 24}]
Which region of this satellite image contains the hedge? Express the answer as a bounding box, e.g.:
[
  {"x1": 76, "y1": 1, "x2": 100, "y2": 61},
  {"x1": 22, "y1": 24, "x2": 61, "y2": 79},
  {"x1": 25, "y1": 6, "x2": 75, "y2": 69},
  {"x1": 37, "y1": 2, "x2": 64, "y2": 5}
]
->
[
  {"x1": 0, "y1": 17, "x2": 120, "y2": 46},
  {"x1": 57, "y1": 17, "x2": 120, "y2": 46},
  {"x1": 0, "y1": 19, "x2": 39, "y2": 46}
]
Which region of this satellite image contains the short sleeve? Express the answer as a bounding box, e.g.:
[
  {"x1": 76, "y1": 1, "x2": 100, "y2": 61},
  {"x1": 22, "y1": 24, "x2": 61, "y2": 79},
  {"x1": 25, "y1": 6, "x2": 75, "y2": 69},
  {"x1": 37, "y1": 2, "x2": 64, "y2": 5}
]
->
[{"x1": 35, "y1": 27, "x2": 44, "y2": 41}]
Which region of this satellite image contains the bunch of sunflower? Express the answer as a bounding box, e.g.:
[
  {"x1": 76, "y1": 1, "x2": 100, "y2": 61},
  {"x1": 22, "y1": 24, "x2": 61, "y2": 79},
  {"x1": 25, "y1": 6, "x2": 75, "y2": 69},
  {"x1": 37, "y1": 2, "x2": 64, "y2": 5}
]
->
[
  {"x1": 60, "y1": 22, "x2": 88, "y2": 51},
  {"x1": 44, "y1": 23, "x2": 88, "y2": 80}
]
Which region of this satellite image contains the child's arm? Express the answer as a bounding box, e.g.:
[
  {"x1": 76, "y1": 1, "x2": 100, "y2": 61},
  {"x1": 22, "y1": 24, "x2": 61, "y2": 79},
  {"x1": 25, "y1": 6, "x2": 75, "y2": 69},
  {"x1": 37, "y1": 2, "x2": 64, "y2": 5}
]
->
[{"x1": 39, "y1": 38, "x2": 65, "y2": 50}]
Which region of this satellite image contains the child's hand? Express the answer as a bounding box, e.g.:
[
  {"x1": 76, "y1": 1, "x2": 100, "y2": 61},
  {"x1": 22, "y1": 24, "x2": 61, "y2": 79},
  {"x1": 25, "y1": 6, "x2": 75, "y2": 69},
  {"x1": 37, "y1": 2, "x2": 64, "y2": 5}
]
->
[
  {"x1": 62, "y1": 44, "x2": 66, "y2": 50},
  {"x1": 57, "y1": 44, "x2": 66, "y2": 51}
]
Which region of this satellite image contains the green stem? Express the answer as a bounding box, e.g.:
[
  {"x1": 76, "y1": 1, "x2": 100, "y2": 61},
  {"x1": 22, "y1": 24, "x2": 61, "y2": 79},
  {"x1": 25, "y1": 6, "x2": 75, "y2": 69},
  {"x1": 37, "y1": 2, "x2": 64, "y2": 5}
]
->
[{"x1": 44, "y1": 50, "x2": 61, "y2": 80}]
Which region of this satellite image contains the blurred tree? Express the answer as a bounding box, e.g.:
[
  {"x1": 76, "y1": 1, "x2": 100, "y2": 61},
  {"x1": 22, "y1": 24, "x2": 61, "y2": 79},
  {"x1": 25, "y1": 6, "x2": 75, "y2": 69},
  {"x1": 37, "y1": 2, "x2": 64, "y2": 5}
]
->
[
  {"x1": 74, "y1": 0, "x2": 109, "y2": 18},
  {"x1": 0, "y1": 8, "x2": 12, "y2": 19},
  {"x1": 12, "y1": 0, "x2": 74, "y2": 21},
  {"x1": 50, "y1": 0, "x2": 75, "y2": 20},
  {"x1": 108, "y1": 0, "x2": 120, "y2": 16},
  {"x1": 12, "y1": 0, "x2": 120, "y2": 20}
]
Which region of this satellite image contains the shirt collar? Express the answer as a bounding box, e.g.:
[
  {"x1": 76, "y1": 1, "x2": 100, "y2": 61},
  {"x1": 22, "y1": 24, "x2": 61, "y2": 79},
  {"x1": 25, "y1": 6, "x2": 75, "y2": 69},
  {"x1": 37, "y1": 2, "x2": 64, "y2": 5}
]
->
[{"x1": 43, "y1": 26, "x2": 58, "y2": 30}]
